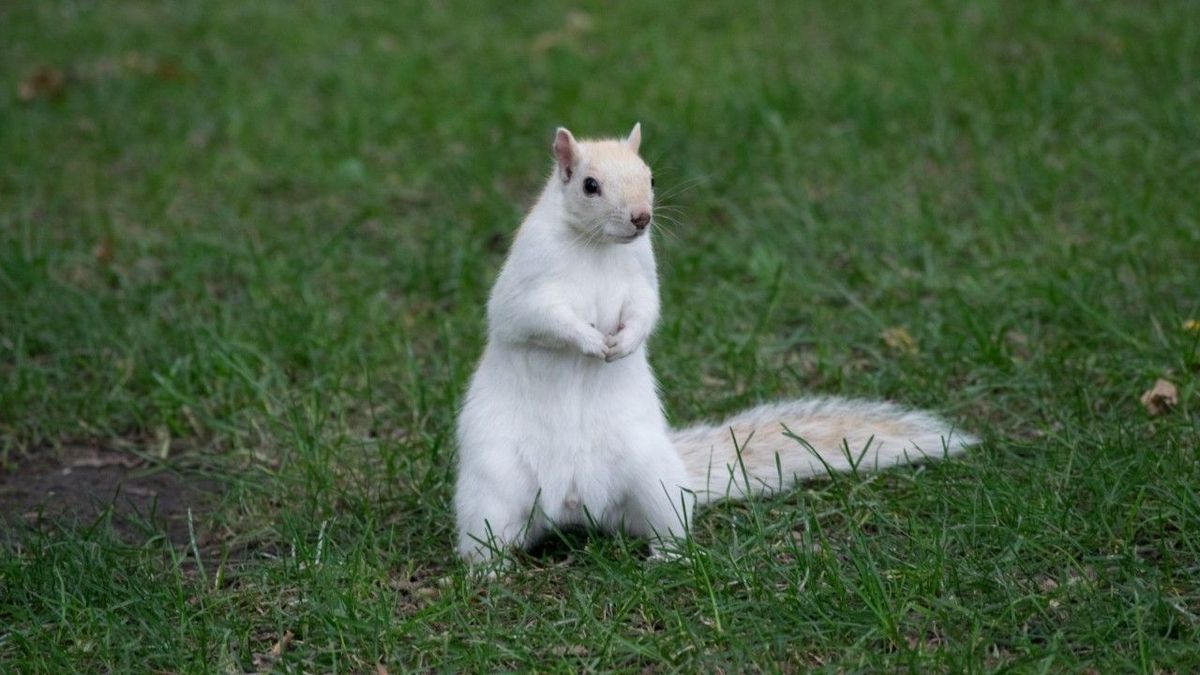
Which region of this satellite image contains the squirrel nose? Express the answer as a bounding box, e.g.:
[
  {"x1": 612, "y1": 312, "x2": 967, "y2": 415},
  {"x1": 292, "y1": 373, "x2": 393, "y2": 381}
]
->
[{"x1": 631, "y1": 211, "x2": 651, "y2": 230}]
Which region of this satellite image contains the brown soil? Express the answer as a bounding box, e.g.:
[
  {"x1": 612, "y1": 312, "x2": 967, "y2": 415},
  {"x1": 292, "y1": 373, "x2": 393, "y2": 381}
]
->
[{"x1": 0, "y1": 444, "x2": 222, "y2": 545}]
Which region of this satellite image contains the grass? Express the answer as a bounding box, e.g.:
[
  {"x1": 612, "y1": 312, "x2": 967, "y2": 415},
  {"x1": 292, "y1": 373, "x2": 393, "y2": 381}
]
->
[{"x1": 1, "y1": 0, "x2": 1198, "y2": 670}]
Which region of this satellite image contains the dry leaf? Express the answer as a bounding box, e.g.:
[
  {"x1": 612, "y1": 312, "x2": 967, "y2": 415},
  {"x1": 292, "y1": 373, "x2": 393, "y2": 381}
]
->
[
  {"x1": 881, "y1": 327, "x2": 918, "y2": 356},
  {"x1": 551, "y1": 644, "x2": 590, "y2": 657},
  {"x1": 18, "y1": 66, "x2": 66, "y2": 102},
  {"x1": 1140, "y1": 378, "x2": 1178, "y2": 416},
  {"x1": 1183, "y1": 319, "x2": 1200, "y2": 334},
  {"x1": 153, "y1": 61, "x2": 185, "y2": 81},
  {"x1": 269, "y1": 630, "x2": 293, "y2": 658},
  {"x1": 252, "y1": 630, "x2": 294, "y2": 669},
  {"x1": 93, "y1": 236, "x2": 114, "y2": 266}
]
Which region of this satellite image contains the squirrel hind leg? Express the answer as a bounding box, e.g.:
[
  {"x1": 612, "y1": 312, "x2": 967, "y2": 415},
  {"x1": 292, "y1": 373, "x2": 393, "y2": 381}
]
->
[
  {"x1": 618, "y1": 449, "x2": 694, "y2": 554},
  {"x1": 454, "y1": 473, "x2": 544, "y2": 564},
  {"x1": 456, "y1": 504, "x2": 544, "y2": 565}
]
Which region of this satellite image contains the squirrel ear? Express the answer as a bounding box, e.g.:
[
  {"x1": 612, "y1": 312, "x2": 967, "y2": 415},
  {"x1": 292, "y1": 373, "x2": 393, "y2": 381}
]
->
[
  {"x1": 626, "y1": 122, "x2": 642, "y2": 153},
  {"x1": 553, "y1": 127, "x2": 579, "y2": 181}
]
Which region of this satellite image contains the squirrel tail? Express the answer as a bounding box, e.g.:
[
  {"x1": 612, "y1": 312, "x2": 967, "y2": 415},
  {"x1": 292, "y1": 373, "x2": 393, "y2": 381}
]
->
[{"x1": 671, "y1": 397, "x2": 976, "y2": 505}]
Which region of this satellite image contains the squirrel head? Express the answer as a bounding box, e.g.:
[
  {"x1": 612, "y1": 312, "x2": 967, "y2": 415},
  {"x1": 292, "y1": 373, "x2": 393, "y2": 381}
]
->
[{"x1": 552, "y1": 123, "x2": 654, "y2": 245}]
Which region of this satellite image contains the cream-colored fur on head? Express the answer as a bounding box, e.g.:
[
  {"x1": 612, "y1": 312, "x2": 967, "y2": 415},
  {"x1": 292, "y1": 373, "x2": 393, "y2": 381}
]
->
[
  {"x1": 552, "y1": 126, "x2": 654, "y2": 244},
  {"x1": 453, "y1": 124, "x2": 977, "y2": 565}
]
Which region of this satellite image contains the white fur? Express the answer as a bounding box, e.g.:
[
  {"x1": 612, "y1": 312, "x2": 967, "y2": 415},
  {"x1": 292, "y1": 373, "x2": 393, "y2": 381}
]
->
[{"x1": 453, "y1": 125, "x2": 977, "y2": 564}]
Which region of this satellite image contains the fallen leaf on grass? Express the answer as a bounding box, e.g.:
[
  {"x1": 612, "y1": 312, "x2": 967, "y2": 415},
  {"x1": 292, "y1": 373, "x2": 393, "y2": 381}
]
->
[
  {"x1": 881, "y1": 327, "x2": 918, "y2": 356},
  {"x1": 152, "y1": 61, "x2": 185, "y2": 82},
  {"x1": 1140, "y1": 378, "x2": 1178, "y2": 416},
  {"x1": 19, "y1": 55, "x2": 185, "y2": 105},
  {"x1": 93, "y1": 236, "x2": 114, "y2": 266},
  {"x1": 269, "y1": 631, "x2": 293, "y2": 658},
  {"x1": 252, "y1": 630, "x2": 294, "y2": 668},
  {"x1": 391, "y1": 574, "x2": 440, "y2": 598},
  {"x1": 119, "y1": 51, "x2": 185, "y2": 80},
  {"x1": 1184, "y1": 319, "x2": 1200, "y2": 334},
  {"x1": 905, "y1": 629, "x2": 947, "y2": 652},
  {"x1": 17, "y1": 67, "x2": 66, "y2": 102},
  {"x1": 551, "y1": 644, "x2": 590, "y2": 657}
]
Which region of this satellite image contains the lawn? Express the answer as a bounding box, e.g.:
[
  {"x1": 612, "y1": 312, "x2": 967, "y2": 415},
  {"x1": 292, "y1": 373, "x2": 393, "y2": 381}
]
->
[{"x1": 2, "y1": 0, "x2": 1198, "y2": 671}]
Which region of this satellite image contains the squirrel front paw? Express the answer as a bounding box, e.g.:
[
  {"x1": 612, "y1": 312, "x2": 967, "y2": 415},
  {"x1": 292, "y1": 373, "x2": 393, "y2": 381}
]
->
[
  {"x1": 576, "y1": 327, "x2": 609, "y2": 359},
  {"x1": 603, "y1": 323, "x2": 643, "y2": 362}
]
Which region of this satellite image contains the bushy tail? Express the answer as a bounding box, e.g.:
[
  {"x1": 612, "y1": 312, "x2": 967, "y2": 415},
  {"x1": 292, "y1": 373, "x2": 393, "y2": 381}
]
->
[{"x1": 671, "y1": 397, "x2": 977, "y2": 505}]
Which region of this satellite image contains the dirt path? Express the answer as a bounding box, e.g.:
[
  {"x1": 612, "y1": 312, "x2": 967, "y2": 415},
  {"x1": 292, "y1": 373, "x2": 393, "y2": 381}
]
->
[{"x1": 0, "y1": 445, "x2": 221, "y2": 545}]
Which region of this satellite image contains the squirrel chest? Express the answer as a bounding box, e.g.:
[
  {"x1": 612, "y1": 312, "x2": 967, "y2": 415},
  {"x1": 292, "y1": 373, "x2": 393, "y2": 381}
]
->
[{"x1": 561, "y1": 254, "x2": 647, "y2": 336}]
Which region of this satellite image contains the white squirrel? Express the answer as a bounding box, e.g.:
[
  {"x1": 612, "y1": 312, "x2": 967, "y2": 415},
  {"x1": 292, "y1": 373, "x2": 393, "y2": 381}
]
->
[{"x1": 454, "y1": 123, "x2": 976, "y2": 564}]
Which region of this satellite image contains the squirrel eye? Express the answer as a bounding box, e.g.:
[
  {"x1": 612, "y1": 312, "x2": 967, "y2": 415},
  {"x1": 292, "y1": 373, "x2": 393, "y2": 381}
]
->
[{"x1": 583, "y1": 177, "x2": 600, "y2": 196}]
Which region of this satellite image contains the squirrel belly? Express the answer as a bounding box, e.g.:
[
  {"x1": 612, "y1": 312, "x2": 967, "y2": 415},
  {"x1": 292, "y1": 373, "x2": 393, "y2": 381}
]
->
[
  {"x1": 456, "y1": 332, "x2": 675, "y2": 529},
  {"x1": 452, "y1": 124, "x2": 976, "y2": 564}
]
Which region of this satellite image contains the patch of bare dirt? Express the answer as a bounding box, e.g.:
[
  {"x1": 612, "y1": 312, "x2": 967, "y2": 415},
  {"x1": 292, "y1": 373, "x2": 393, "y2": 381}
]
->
[{"x1": 0, "y1": 444, "x2": 222, "y2": 545}]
